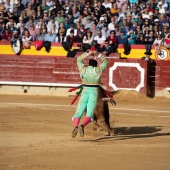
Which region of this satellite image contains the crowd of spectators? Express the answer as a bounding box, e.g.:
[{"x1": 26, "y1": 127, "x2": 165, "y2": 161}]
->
[{"x1": 0, "y1": 0, "x2": 170, "y2": 54}]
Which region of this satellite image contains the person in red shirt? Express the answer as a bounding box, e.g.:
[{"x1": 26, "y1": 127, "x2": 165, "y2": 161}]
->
[
  {"x1": 106, "y1": 30, "x2": 118, "y2": 52},
  {"x1": 2, "y1": 28, "x2": 13, "y2": 41}
]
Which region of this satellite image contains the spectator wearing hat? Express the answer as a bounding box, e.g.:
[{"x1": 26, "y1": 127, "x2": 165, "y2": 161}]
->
[
  {"x1": 55, "y1": 10, "x2": 64, "y2": 24},
  {"x1": 66, "y1": 30, "x2": 77, "y2": 43},
  {"x1": 117, "y1": 29, "x2": 128, "y2": 44},
  {"x1": 47, "y1": 16, "x2": 59, "y2": 32},
  {"x1": 101, "y1": 23, "x2": 110, "y2": 38},
  {"x1": 44, "y1": 28, "x2": 56, "y2": 42},
  {"x1": 62, "y1": 17, "x2": 70, "y2": 29},
  {"x1": 65, "y1": 23, "x2": 77, "y2": 36},
  {"x1": 157, "y1": 2, "x2": 165, "y2": 14},
  {"x1": 160, "y1": 0, "x2": 168, "y2": 10},
  {"x1": 96, "y1": 16, "x2": 105, "y2": 30},
  {"x1": 67, "y1": 12, "x2": 74, "y2": 25},
  {"x1": 141, "y1": 2, "x2": 154, "y2": 14},
  {"x1": 94, "y1": 29, "x2": 106, "y2": 45},
  {"x1": 2, "y1": 28, "x2": 12, "y2": 41},
  {"x1": 118, "y1": 16, "x2": 127, "y2": 29},
  {"x1": 101, "y1": 39, "x2": 114, "y2": 56},
  {"x1": 55, "y1": 30, "x2": 66, "y2": 43},
  {"x1": 84, "y1": 15, "x2": 94, "y2": 30},
  {"x1": 43, "y1": 10, "x2": 50, "y2": 24},
  {"x1": 25, "y1": 3, "x2": 35, "y2": 17},
  {"x1": 107, "y1": 30, "x2": 118, "y2": 52},
  {"x1": 126, "y1": 30, "x2": 137, "y2": 44},
  {"x1": 41, "y1": 0, "x2": 50, "y2": 11}
]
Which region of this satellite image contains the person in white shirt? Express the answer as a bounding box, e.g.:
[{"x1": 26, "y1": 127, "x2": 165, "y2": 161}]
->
[
  {"x1": 47, "y1": 16, "x2": 59, "y2": 31},
  {"x1": 102, "y1": 0, "x2": 112, "y2": 9},
  {"x1": 94, "y1": 30, "x2": 106, "y2": 45},
  {"x1": 66, "y1": 24, "x2": 77, "y2": 36},
  {"x1": 153, "y1": 34, "x2": 163, "y2": 55}
]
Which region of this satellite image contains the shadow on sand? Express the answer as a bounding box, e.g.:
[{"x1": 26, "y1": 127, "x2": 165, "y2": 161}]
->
[{"x1": 83, "y1": 126, "x2": 170, "y2": 142}]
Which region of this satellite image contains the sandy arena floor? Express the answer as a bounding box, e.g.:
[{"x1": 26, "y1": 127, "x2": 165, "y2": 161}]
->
[{"x1": 0, "y1": 91, "x2": 170, "y2": 170}]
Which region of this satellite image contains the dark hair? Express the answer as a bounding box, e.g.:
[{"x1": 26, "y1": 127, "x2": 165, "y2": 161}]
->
[{"x1": 89, "y1": 59, "x2": 98, "y2": 67}]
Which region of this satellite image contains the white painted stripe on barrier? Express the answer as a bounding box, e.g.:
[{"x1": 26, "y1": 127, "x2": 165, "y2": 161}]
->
[
  {"x1": 0, "y1": 102, "x2": 169, "y2": 113},
  {"x1": 0, "y1": 81, "x2": 80, "y2": 87}
]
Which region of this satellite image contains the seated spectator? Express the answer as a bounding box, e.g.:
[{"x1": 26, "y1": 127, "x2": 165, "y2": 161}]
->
[
  {"x1": 114, "y1": 24, "x2": 120, "y2": 36},
  {"x1": 101, "y1": 23, "x2": 110, "y2": 38},
  {"x1": 94, "y1": 30, "x2": 106, "y2": 45},
  {"x1": 91, "y1": 40, "x2": 101, "y2": 52},
  {"x1": 55, "y1": 10, "x2": 64, "y2": 24},
  {"x1": 76, "y1": 23, "x2": 86, "y2": 36},
  {"x1": 2, "y1": 28, "x2": 12, "y2": 41},
  {"x1": 41, "y1": 0, "x2": 50, "y2": 11},
  {"x1": 13, "y1": 4, "x2": 21, "y2": 23},
  {"x1": 136, "y1": 31, "x2": 144, "y2": 44},
  {"x1": 117, "y1": 30, "x2": 128, "y2": 44},
  {"x1": 82, "y1": 30, "x2": 93, "y2": 51},
  {"x1": 66, "y1": 24, "x2": 77, "y2": 36},
  {"x1": 36, "y1": 5, "x2": 43, "y2": 18},
  {"x1": 47, "y1": 16, "x2": 59, "y2": 32},
  {"x1": 96, "y1": 16, "x2": 105, "y2": 30},
  {"x1": 101, "y1": 39, "x2": 114, "y2": 56},
  {"x1": 84, "y1": 16, "x2": 94, "y2": 30},
  {"x1": 35, "y1": 28, "x2": 45, "y2": 41},
  {"x1": 66, "y1": 30, "x2": 77, "y2": 44},
  {"x1": 58, "y1": 22, "x2": 66, "y2": 36},
  {"x1": 28, "y1": 24, "x2": 36, "y2": 41},
  {"x1": 63, "y1": 18, "x2": 71, "y2": 30},
  {"x1": 157, "y1": 2, "x2": 165, "y2": 14},
  {"x1": 107, "y1": 30, "x2": 118, "y2": 52},
  {"x1": 44, "y1": 29, "x2": 56, "y2": 42},
  {"x1": 43, "y1": 10, "x2": 50, "y2": 24},
  {"x1": 153, "y1": 34, "x2": 163, "y2": 55},
  {"x1": 10, "y1": 30, "x2": 22, "y2": 54},
  {"x1": 55, "y1": 30, "x2": 66, "y2": 43},
  {"x1": 90, "y1": 23, "x2": 98, "y2": 38},
  {"x1": 20, "y1": 10, "x2": 29, "y2": 24},
  {"x1": 22, "y1": 30, "x2": 32, "y2": 48},
  {"x1": 51, "y1": 23, "x2": 58, "y2": 35},
  {"x1": 25, "y1": 3, "x2": 35, "y2": 17},
  {"x1": 127, "y1": 30, "x2": 137, "y2": 44},
  {"x1": 164, "y1": 33, "x2": 170, "y2": 49},
  {"x1": 111, "y1": 3, "x2": 118, "y2": 15}
]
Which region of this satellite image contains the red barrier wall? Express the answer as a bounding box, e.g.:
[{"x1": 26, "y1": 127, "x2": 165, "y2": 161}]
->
[{"x1": 0, "y1": 55, "x2": 149, "y2": 95}]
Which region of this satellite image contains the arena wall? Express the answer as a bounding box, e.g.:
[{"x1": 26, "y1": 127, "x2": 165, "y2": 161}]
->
[{"x1": 0, "y1": 45, "x2": 170, "y2": 98}]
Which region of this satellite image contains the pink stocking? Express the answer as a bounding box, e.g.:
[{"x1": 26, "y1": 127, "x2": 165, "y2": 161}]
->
[
  {"x1": 74, "y1": 117, "x2": 80, "y2": 127},
  {"x1": 82, "y1": 117, "x2": 91, "y2": 127}
]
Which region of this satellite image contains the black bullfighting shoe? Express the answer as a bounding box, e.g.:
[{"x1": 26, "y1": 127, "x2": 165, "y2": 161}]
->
[
  {"x1": 72, "y1": 126, "x2": 78, "y2": 138},
  {"x1": 79, "y1": 125, "x2": 84, "y2": 137}
]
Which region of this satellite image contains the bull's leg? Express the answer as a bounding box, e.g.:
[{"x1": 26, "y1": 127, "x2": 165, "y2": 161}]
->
[{"x1": 93, "y1": 120, "x2": 102, "y2": 131}]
